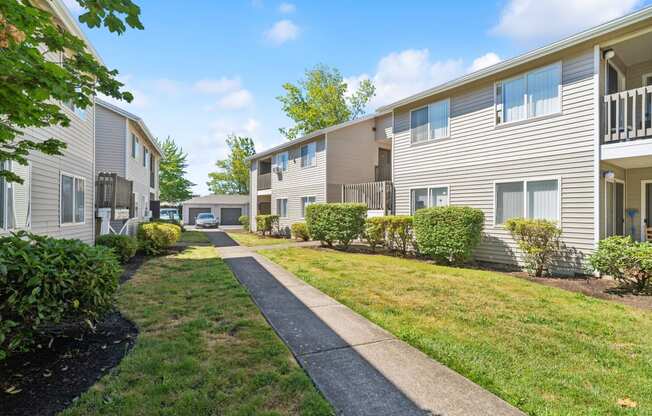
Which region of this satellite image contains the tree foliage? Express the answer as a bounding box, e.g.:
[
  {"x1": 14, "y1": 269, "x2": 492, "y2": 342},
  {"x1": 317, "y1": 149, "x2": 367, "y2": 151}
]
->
[
  {"x1": 277, "y1": 64, "x2": 375, "y2": 140},
  {"x1": 158, "y1": 136, "x2": 194, "y2": 204},
  {"x1": 207, "y1": 135, "x2": 255, "y2": 195},
  {"x1": 0, "y1": 0, "x2": 142, "y2": 183}
]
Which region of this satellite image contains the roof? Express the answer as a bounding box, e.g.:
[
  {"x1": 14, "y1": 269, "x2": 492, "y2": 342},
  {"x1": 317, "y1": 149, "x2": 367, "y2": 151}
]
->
[
  {"x1": 182, "y1": 194, "x2": 250, "y2": 205},
  {"x1": 51, "y1": 0, "x2": 104, "y2": 64},
  {"x1": 95, "y1": 98, "x2": 163, "y2": 156},
  {"x1": 377, "y1": 5, "x2": 652, "y2": 112},
  {"x1": 248, "y1": 111, "x2": 389, "y2": 161}
]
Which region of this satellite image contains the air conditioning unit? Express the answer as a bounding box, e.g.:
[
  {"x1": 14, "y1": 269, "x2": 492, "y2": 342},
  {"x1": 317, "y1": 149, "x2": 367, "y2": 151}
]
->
[{"x1": 272, "y1": 166, "x2": 282, "y2": 174}]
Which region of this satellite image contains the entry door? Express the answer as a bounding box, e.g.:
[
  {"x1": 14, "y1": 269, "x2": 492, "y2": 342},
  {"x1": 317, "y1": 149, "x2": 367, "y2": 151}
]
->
[
  {"x1": 376, "y1": 149, "x2": 391, "y2": 181},
  {"x1": 605, "y1": 181, "x2": 624, "y2": 237}
]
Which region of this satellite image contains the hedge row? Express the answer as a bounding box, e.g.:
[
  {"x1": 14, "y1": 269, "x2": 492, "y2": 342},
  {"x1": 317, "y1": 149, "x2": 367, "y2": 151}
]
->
[{"x1": 306, "y1": 203, "x2": 367, "y2": 249}]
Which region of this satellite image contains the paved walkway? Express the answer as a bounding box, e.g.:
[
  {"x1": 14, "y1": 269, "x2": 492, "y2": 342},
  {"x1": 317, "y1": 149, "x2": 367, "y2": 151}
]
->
[{"x1": 208, "y1": 231, "x2": 525, "y2": 416}]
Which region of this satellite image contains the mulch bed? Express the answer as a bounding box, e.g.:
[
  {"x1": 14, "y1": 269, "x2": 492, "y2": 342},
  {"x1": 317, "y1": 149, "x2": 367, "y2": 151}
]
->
[{"x1": 0, "y1": 255, "x2": 145, "y2": 416}]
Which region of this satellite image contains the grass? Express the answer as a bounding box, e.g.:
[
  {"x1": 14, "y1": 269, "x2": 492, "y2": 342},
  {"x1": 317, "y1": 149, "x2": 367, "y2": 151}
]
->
[
  {"x1": 227, "y1": 230, "x2": 293, "y2": 247},
  {"x1": 178, "y1": 230, "x2": 210, "y2": 244},
  {"x1": 63, "y1": 245, "x2": 332, "y2": 416},
  {"x1": 260, "y1": 247, "x2": 652, "y2": 416}
]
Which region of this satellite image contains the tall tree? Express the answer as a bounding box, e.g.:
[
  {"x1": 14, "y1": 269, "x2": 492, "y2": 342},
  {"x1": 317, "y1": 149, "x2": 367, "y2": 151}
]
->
[
  {"x1": 0, "y1": 0, "x2": 142, "y2": 183},
  {"x1": 277, "y1": 64, "x2": 375, "y2": 140},
  {"x1": 207, "y1": 135, "x2": 255, "y2": 195},
  {"x1": 158, "y1": 137, "x2": 194, "y2": 204}
]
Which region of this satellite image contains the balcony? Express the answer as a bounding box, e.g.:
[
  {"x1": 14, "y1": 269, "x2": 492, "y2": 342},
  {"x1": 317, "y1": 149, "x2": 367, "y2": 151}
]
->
[
  {"x1": 341, "y1": 181, "x2": 394, "y2": 215},
  {"x1": 96, "y1": 172, "x2": 134, "y2": 220},
  {"x1": 257, "y1": 172, "x2": 271, "y2": 190},
  {"x1": 603, "y1": 86, "x2": 652, "y2": 144}
]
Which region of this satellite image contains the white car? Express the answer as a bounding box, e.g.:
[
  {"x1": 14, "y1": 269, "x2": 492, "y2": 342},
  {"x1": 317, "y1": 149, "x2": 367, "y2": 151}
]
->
[{"x1": 195, "y1": 213, "x2": 219, "y2": 228}]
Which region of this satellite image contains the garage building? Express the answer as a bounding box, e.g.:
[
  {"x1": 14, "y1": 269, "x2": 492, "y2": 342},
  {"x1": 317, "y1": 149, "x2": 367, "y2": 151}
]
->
[{"x1": 182, "y1": 194, "x2": 250, "y2": 226}]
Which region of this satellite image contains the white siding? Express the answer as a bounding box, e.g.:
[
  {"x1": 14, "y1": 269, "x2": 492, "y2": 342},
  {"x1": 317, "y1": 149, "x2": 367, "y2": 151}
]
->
[{"x1": 392, "y1": 50, "x2": 596, "y2": 272}]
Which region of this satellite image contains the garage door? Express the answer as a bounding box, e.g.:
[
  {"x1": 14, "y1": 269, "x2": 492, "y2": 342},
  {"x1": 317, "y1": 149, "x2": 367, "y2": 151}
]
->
[
  {"x1": 188, "y1": 208, "x2": 211, "y2": 225},
  {"x1": 220, "y1": 208, "x2": 242, "y2": 225}
]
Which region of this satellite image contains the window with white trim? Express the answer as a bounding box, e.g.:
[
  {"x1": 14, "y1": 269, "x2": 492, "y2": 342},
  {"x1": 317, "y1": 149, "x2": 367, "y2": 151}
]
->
[
  {"x1": 411, "y1": 186, "x2": 450, "y2": 214},
  {"x1": 495, "y1": 179, "x2": 559, "y2": 225},
  {"x1": 301, "y1": 196, "x2": 316, "y2": 217},
  {"x1": 143, "y1": 148, "x2": 149, "y2": 168},
  {"x1": 300, "y1": 142, "x2": 316, "y2": 168},
  {"x1": 0, "y1": 161, "x2": 31, "y2": 230},
  {"x1": 277, "y1": 151, "x2": 289, "y2": 171},
  {"x1": 276, "y1": 198, "x2": 288, "y2": 218},
  {"x1": 495, "y1": 63, "x2": 561, "y2": 124},
  {"x1": 61, "y1": 173, "x2": 85, "y2": 224},
  {"x1": 131, "y1": 134, "x2": 139, "y2": 159},
  {"x1": 410, "y1": 99, "x2": 450, "y2": 144}
]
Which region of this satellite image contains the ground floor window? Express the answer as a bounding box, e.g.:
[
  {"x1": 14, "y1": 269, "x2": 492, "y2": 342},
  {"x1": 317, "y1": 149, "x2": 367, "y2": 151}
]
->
[
  {"x1": 301, "y1": 196, "x2": 316, "y2": 217},
  {"x1": 411, "y1": 186, "x2": 449, "y2": 214},
  {"x1": 276, "y1": 198, "x2": 288, "y2": 218},
  {"x1": 0, "y1": 162, "x2": 31, "y2": 230},
  {"x1": 495, "y1": 178, "x2": 560, "y2": 225},
  {"x1": 61, "y1": 173, "x2": 85, "y2": 224}
]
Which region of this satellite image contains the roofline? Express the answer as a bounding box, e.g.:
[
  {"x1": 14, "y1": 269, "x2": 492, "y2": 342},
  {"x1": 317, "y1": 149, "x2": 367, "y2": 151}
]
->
[
  {"x1": 95, "y1": 98, "x2": 163, "y2": 156},
  {"x1": 377, "y1": 5, "x2": 652, "y2": 112},
  {"x1": 248, "y1": 111, "x2": 390, "y2": 161},
  {"x1": 51, "y1": 0, "x2": 104, "y2": 65}
]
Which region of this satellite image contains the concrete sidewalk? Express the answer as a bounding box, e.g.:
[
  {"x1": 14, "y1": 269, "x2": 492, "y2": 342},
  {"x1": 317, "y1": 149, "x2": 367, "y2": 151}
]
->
[{"x1": 211, "y1": 233, "x2": 524, "y2": 416}]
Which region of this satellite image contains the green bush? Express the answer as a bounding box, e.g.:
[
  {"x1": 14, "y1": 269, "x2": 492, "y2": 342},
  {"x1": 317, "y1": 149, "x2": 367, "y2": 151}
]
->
[
  {"x1": 256, "y1": 215, "x2": 279, "y2": 236},
  {"x1": 154, "y1": 218, "x2": 185, "y2": 232},
  {"x1": 386, "y1": 216, "x2": 414, "y2": 256},
  {"x1": 414, "y1": 206, "x2": 484, "y2": 265},
  {"x1": 0, "y1": 232, "x2": 121, "y2": 360},
  {"x1": 505, "y1": 218, "x2": 561, "y2": 277},
  {"x1": 291, "y1": 222, "x2": 310, "y2": 241},
  {"x1": 137, "y1": 222, "x2": 181, "y2": 255},
  {"x1": 239, "y1": 215, "x2": 250, "y2": 231},
  {"x1": 589, "y1": 236, "x2": 652, "y2": 292},
  {"x1": 305, "y1": 203, "x2": 367, "y2": 249},
  {"x1": 96, "y1": 234, "x2": 138, "y2": 263},
  {"x1": 364, "y1": 217, "x2": 387, "y2": 252}
]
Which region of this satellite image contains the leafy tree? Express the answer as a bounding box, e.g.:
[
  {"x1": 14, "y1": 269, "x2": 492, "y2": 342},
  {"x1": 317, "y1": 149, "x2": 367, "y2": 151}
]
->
[
  {"x1": 0, "y1": 0, "x2": 143, "y2": 183},
  {"x1": 207, "y1": 135, "x2": 255, "y2": 195},
  {"x1": 277, "y1": 64, "x2": 375, "y2": 140},
  {"x1": 158, "y1": 137, "x2": 194, "y2": 204}
]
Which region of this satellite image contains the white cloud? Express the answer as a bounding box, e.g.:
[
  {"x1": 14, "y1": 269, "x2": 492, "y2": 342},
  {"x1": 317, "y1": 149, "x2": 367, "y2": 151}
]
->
[
  {"x1": 468, "y1": 52, "x2": 502, "y2": 72},
  {"x1": 151, "y1": 78, "x2": 183, "y2": 95},
  {"x1": 193, "y1": 77, "x2": 242, "y2": 94},
  {"x1": 492, "y1": 0, "x2": 641, "y2": 42},
  {"x1": 216, "y1": 89, "x2": 254, "y2": 110},
  {"x1": 62, "y1": 0, "x2": 84, "y2": 14},
  {"x1": 279, "y1": 2, "x2": 296, "y2": 13},
  {"x1": 265, "y1": 20, "x2": 299, "y2": 46},
  {"x1": 98, "y1": 74, "x2": 150, "y2": 110}
]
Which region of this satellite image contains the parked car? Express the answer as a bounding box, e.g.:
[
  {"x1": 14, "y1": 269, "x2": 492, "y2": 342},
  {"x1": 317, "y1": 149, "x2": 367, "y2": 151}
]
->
[
  {"x1": 160, "y1": 208, "x2": 180, "y2": 221},
  {"x1": 195, "y1": 213, "x2": 219, "y2": 228}
]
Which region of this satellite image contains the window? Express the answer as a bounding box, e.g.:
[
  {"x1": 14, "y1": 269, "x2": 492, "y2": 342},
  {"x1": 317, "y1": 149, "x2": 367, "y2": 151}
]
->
[
  {"x1": 0, "y1": 162, "x2": 31, "y2": 230},
  {"x1": 411, "y1": 186, "x2": 450, "y2": 214},
  {"x1": 131, "y1": 134, "x2": 139, "y2": 159},
  {"x1": 301, "y1": 196, "x2": 316, "y2": 217},
  {"x1": 143, "y1": 148, "x2": 149, "y2": 168},
  {"x1": 61, "y1": 173, "x2": 84, "y2": 224},
  {"x1": 410, "y1": 99, "x2": 450, "y2": 144},
  {"x1": 277, "y1": 151, "x2": 289, "y2": 171},
  {"x1": 496, "y1": 63, "x2": 561, "y2": 124},
  {"x1": 276, "y1": 198, "x2": 288, "y2": 218},
  {"x1": 300, "y1": 142, "x2": 316, "y2": 168},
  {"x1": 495, "y1": 179, "x2": 559, "y2": 225}
]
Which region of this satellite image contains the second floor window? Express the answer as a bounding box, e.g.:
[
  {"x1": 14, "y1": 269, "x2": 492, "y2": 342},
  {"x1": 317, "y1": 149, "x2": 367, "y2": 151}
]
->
[
  {"x1": 131, "y1": 134, "x2": 139, "y2": 159},
  {"x1": 300, "y1": 143, "x2": 316, "y2": 168},
  {"x1": 143, "y1": 148, "x2": 149, "y2": 168},
  {"x1": 277, "y1": 152, "x2": 289, "y2": 171},
  {"x1": 410, "y1": 99, "x2": 450, "y2": 144},
  {"x1": 496, "y1": 62, "x2": 561, "y2": 124}
]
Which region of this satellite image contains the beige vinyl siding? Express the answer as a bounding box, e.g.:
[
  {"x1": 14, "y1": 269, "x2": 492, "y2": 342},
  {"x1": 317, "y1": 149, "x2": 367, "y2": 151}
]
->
[
  {"x1": 249, "y1": 162, "x2": 258, "y2": 231},
  {"x1": 392, "y1": 49, "x2": 596, "y2": 272},
  {"x1": 95, "y1": 105, "x2": 126, "y2": 176},
  {"x1": 270, "y1": 137, "x2": 327, "y2": 232},
  {"x1": 126, "y1": 120, "x2": 159, "y2": 216},
  {"x1": 375, "y1": 113, "x2": 393, "y2": 140}
]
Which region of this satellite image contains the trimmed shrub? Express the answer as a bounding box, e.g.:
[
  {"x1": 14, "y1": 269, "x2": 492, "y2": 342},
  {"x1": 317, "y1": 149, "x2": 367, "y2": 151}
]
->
[
  {"x1": 364, "y1": 217, "x2": 387, "y2": 252},
  {"x1": 505, "y1": 218, "x2": 561, "y2": 277},
  {"x1": 154, "y1": 218, "x2": 185, "y2": 232},
  {"x1": 386, "y1": 216, "x2": 414, "y2": 256},
  {"x1": 256, "y1": 215, "x2": 279, "y2": 236},
  {"x1": 291, "y1": 222, "x2": 310, "y2": 241},
  {"x1": 589, "y1": 236, "x2": 652, "y2": 292},
  {"x1": 0, "y1": 232, "x2": 121, "y2": 360},
  {"x1": 414, "y1": 206, "x2": 484, "y2": 265},
  {"x1": 96, "y1": 234, "x2": 138, "y2": 264},
  {"x1": 239, "y1": 215, "x2": 250, "y2": 231},
  {"x1": 305, "y1": 203, "x2": 367, "y2": 249},
  {"x1": 137, "y1": 222, "x2": 181, "y2": 255}
]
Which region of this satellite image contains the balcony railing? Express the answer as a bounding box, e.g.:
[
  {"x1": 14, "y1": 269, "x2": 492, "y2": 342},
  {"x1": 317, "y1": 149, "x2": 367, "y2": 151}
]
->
[
  {"x1": 341, "y1": 181, "x2": 394, "y2": 214},
  {"x1": 603, "y1": 86, "x2": 652, "y2": 143},
  {"x1": 257, "y1": 172, "x2": 271, "y2": 190},
  {"x1": 96, "y1": 172, "x2": 134, "y2": 220}
]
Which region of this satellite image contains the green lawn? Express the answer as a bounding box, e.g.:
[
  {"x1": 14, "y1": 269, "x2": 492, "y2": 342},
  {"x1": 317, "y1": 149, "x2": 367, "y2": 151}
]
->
[
  {"x1": 227, "y1": 230, "x2": 293, "y2": 247},
  {"x1": 261, "y1": 247, "x2": 652, "y2": 416},
  {"x1": 63, "y1": 245, "x2": 332, "y2": 416}
]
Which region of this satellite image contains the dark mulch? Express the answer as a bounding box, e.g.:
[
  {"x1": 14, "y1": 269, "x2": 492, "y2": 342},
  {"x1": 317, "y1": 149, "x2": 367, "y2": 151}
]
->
[
  {"x1": 0, "y1": 311, "x2": 138, "y2": 416},
  {"x1": 120, "y1": 252, "x2": 148, "y2": 284}
]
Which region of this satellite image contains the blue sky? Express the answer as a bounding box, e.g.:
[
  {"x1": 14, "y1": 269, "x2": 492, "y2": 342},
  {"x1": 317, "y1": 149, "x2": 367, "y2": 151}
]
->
[{"x1": 65, "y1": 0, "x2": 651, "y2": 195}]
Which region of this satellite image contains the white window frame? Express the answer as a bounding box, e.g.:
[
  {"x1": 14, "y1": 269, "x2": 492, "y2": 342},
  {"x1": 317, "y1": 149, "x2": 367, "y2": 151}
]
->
[
  {"x1": 409, "y1": 98, "x2": 450, "y2": 144},
  {"x1": 0, "y1": 161, "x2": 32, "y2": 231},
  {"x1": 409, "y1": 185, "x2": 450, "y2": 214},
  {"x1": 60, "y1": 171, "x2": 86, "y2": 226},
  {"x1": 494, "y1": 62, "x2": 562, "y2": 127},
  {"x1": 493, "y1": 176, "x2": 561, "y2": 227},
  {"x1": 643, "y1": 72, "x2": 652, "y2": 86},
  {"x1": 276, "y1": 197, "x2": 288, "y2": 218},
  {"x1": 277, "y1": 151, "x2": 289, "y2": 172},
  {"x1": 300, "y1": 142, "x2": 316, "y2": 168},
  {"x1": 301, "y1": 195, "x2": 316, "y2": 218},
  {"x1": 131, "y1": 134, "x2": 139, "y2": 159},
  {"x1": 143, "y1": 147, "x2": 149, "y2": 168}
]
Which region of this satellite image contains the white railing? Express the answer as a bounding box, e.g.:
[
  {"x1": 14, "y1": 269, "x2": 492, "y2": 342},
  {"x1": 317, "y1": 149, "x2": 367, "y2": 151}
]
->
[
  {"x1": 341, "y1": 181, "x2": 394, "y2": 214},
  {"x1": 603, "y1": 86, "x2": 652, "y2": 143}
]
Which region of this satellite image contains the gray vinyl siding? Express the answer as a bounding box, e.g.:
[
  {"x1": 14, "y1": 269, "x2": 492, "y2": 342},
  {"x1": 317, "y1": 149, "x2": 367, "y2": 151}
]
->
[
  {"x1": 249, "y1": 162, "x2": 258, "y2": 231},
  {"x1": 375, "y1": 113, "x2": 393, "y2": 140},
  {"x1": 95, "y1": 105, "x2": 126, "y2": 176},
  {"x1": 392, "y1": 49, "x2": 596, "y2": 272},
  {"x1": 126, "y1": 120, "x2": 159, "y2": 216}
]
